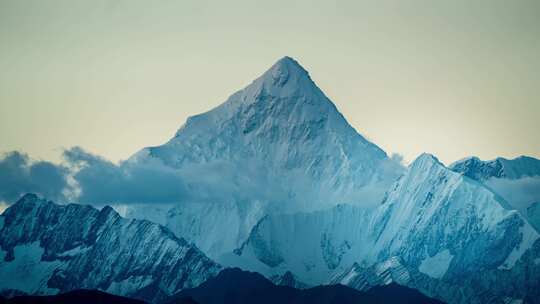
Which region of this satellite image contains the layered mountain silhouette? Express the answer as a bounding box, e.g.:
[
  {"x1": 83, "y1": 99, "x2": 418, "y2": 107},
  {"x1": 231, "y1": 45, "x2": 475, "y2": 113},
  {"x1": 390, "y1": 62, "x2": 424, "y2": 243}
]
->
[
  {"x1": 166, "y1": 268, "x2": 444, "y2": 304},
  {"x1": 0, "y1": 290, "x2": 147, "y2": 304},
  {"x1": 1, "y1": 57, "x2": 539, "y2": 304}
]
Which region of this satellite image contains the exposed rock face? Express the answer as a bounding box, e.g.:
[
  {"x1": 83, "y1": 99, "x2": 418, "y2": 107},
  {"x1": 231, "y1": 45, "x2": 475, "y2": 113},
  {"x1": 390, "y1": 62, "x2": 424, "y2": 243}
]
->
[{"x1": 0, "y1": 194, "x2": 221, "y2": 303}]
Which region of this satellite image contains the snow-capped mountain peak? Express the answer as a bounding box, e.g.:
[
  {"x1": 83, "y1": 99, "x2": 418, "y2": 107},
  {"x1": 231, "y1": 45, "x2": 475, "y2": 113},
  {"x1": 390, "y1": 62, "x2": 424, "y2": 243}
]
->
[
  {"x1": 123, "y1": 57, "x2": 403, "y2": 258},
  {"x1": 408, "y1": 153, "x2": 444, "y2": 172},
  {"x1": 237, "y1": 56, "x2": 329, "y2": 103},
  {"x1": 137, "y1": 56, "x2": 389, "y2": 170}
]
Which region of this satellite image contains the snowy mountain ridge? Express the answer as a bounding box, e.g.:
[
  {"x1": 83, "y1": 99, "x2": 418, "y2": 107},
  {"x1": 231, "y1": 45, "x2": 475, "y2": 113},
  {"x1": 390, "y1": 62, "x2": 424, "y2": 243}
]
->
[
  {"x1": 450, "y1": 155, "x2": 540, "y2": 181},
  {"x1": 0, "y1": 194, "x2": 221, "y2": 303},
  {"x1": 451, "y1": 155, "x2": 540, "y2": 232},
  {"x1": 232, "y1": 153, "x2": 540, "y2": 303}
]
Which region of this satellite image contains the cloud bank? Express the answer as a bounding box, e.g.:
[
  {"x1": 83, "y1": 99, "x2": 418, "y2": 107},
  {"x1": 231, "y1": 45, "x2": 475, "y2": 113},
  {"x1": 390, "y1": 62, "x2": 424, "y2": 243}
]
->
[
  {"x1": 0, "y1": 147, "x2": 269, "y2": 207},
  {"x1": 0, "y1": 148, "x2": 191, "y2": 206},
  {"x1": 0, "y1": 151, "x2": 68, "y2": 203},
  {"x1": 4, "y1": 147, "x2": 535, "y2": 215},
  {"x1": 64, "y1": 147, "x2": 190, "y2": 205},
  {"x1": 0, "y1": 146, "x2": 407, "y2": 211}
]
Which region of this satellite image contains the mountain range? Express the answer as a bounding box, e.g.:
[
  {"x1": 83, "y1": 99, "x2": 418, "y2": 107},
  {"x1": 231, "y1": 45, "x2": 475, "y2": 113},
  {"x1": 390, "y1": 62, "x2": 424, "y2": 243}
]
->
[
  {"x1": 1, "y1": 56, "x2": 539, "y2": 303},
  {"x1": 0, "y1": 194, "x2": 220, "y2": 303},
  {"x1": 231, "y1": 153, "x2": 540, "y2": 303},
  {"x1": 0, "y1": 196, "x2": 443, "y2": 304}
]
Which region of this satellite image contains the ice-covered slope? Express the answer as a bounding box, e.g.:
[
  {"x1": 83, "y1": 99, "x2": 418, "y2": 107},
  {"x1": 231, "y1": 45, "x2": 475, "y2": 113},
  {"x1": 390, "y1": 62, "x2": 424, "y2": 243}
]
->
[
  {"x1": 451, "y1": 155, "x2": 540, "y2": 232},
  {"x1": 228, "y1": 204, "x2": 374, "y2": 283},
  {"x1": 368, "y1": 153, "x2": 537, "y2": 270},
  {"x1": 0, "y1": 194, "x2": 221, "y2": 303},
  {"x1": 233, "y1": 154, "x2": 540, "y2": 303},
  {"x1": 123, "y1": 56, "x2": 403, "y2": 258},
  {"x1": 120, "y1": 200, "x2": 265, "y2": 260}
]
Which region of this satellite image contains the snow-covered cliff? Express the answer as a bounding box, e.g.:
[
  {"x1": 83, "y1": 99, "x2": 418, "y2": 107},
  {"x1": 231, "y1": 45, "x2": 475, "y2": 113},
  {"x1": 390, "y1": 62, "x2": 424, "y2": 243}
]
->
[
  {"x1": 0, "y1": 194, "x2": 221, "y2": 303},
  {"x1": 234, "y1": 154, "x2": 540, "y2": 303}
]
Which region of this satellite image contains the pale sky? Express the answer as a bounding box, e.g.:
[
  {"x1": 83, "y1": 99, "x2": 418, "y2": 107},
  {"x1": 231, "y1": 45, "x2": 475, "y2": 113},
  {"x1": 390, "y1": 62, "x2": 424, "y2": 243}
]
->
[{"x1": 1, "y1": 0, "x2": 539, "y2": 165}]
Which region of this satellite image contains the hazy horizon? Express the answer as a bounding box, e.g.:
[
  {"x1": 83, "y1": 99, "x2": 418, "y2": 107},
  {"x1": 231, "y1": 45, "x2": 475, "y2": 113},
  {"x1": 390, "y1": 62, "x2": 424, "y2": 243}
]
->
[{"x1": 1, "y1": 0, "x2": 539, "y2": 165}]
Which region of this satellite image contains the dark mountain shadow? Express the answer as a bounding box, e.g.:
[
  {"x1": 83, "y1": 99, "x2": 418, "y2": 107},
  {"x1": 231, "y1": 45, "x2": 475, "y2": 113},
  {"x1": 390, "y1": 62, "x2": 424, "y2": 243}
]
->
[
  {"x1": 0, "y1": 289, "x2": 148, "y2": 304},
  {"x1": 166, "y1": 268, "x2": 444, "y2": 304}
]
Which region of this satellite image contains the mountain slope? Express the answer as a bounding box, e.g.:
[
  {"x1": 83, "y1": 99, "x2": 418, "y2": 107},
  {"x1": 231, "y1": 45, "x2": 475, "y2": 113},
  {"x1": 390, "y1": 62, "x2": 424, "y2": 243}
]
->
[
  {"x1": 233, "y1": 153, "x2": 540, "y2": 303},
  {"x1": 122, "y1": 56, "x2": 403, "y2": 258},
  {"x1": 0, "y1": 194, "x2": 221, "y2": 303},
  {"x1": 166, "y1": 268, "x2": 443, "y2": 304},
  {"x1": 450, "y1": 155, "x2": 540, "y2": 232},
  {"x1": 228, "y1": 204, "x2": 374, "y2": 283},
  {"x1": 369, "y1": 154, "x2": 534, "y2": 270}
]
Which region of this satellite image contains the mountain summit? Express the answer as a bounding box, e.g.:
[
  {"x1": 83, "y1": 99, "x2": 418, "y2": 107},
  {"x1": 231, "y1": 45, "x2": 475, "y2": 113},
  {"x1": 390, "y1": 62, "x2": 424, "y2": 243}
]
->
[
  {"x1": 133, "y1": 56, "x2": 388, "y2": 175},
  {"x1": 125, "y1": 57, "x2": 403, "y2": 258},
  {"x1": 239, "y1": 56, "x2": 317, "y2": 99}
]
